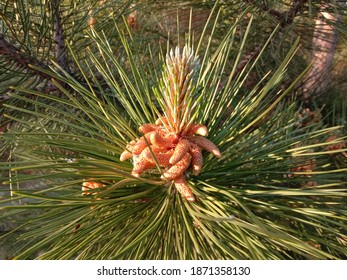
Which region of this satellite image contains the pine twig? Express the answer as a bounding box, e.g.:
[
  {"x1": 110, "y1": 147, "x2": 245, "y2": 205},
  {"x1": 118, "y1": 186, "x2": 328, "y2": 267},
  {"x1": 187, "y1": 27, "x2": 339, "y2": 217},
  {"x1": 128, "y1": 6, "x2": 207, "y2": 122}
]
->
[
  {"x1": 51, "y1": 0, "x2": 70, "y2": 74},
  {"x1": 0, "y1": 34, "x2": 51, "y2": 80},
  {"x1": 243, "y1": 0, "x2": 308, "y2": 27}
]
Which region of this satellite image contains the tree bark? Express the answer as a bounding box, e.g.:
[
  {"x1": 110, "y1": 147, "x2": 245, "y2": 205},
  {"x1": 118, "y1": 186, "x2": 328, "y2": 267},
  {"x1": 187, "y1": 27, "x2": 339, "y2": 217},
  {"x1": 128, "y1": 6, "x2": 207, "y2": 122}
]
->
[{"x1": 301, "y1": 6, "x2": 339, "y2": 102}]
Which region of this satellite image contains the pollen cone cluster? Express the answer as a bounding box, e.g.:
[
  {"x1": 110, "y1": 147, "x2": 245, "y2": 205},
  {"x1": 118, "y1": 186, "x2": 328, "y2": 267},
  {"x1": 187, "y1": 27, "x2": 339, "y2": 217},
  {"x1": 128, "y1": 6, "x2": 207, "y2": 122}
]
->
[{"x1": 120, "y1": 46, "x2": 221, "y2": 202}]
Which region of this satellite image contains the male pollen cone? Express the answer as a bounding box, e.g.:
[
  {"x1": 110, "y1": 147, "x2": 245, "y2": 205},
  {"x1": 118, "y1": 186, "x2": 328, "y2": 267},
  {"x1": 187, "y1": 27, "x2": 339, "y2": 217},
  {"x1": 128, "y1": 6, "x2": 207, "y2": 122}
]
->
[
  {"x1": 132, "y1": 131, "x2": 155, "y2": 155},
  {"x1": 132, "y1": 159, "x2": 155, "y2": 177},
  {"x1": 139, "y1": 123, "x2": 159, "y2": 134},
  {"x1": 169, "y1": 139, "x2": 191, "y2": 164},
  {"x1": 161, "y1": 153, "x2": 192, "y2": 180},
  {"x1": 174, "y1": 175, "x2": 195, "y2": 202},
  {"x1": 187, "y1": 124, "x2": 208, "y2": 136},
  {"x1": 191, "y1": 136, "x2": 221, "y2": 158},
  {"x1": 117, "y1": 46, "x2": 223, "y2": 202},
  {"x1": 151, "y1": 130, "x2": 177, "y2": 149},
  {"x1": 190, "y1": 143, "x2": 203, "y2": 176},
  {"x1": 142, "y1": 146, "x2": 174, "y2": 166}
]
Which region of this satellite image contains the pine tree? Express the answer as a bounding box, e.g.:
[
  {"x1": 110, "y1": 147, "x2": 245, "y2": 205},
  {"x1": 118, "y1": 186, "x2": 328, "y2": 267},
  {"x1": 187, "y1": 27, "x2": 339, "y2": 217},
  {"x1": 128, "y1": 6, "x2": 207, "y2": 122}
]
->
[{"x1": 1, "y1": 0, "x2": 346, "y2": 259}]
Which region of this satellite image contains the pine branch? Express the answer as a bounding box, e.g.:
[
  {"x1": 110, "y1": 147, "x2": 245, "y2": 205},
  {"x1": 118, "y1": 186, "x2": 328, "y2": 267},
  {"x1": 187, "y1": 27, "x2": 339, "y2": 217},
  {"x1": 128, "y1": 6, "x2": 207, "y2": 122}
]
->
[
  {"x1": 244, "y1": 0, "x2": 308, "y2": 27},
  {"x1": 51, "y1": 0, "x2": 70, "y2": 74},
  {"x1": 0, "y1": 34, "x2": 51, "y2": 80},
  {"x1": 0, "y1": 34, "x2": 111, "y2": 98},
  {"x1": 285, "y1": 0, "x2": 308, "y2": 26}
]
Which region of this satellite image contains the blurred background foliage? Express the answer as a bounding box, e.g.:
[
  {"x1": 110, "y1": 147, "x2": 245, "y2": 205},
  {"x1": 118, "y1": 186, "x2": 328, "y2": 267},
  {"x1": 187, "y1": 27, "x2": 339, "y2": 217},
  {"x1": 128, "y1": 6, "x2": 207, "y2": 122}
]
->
[{"x1": 1, "y1": 0, "x2": 347, "y2": 103}]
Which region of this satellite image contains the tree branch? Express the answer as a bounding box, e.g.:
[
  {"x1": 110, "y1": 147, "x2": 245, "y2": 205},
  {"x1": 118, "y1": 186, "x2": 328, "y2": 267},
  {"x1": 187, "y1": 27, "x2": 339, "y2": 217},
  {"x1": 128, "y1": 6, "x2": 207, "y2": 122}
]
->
[
  {"x1": 243, "y1": 0, "x2": 308, "y2": 27},
  {"x1": 51, "y1": 0, "x2": 70, "y2": 73},
  {"x1": 301, "y1": 5, "x2": 339, "y2": 102},
  {"x1": 285, "y1": 0, "x2": 308, "y2": 26},
  {"x1": 0, "y1": 34, "x2": 51, "y2": 80}
]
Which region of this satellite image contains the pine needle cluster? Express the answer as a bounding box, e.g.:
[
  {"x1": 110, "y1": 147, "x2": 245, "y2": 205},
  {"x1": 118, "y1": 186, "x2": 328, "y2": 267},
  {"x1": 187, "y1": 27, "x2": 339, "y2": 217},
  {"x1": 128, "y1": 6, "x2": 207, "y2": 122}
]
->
[{"x1": 0, "y1": 3, "x2": 346, "y2": 260}]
